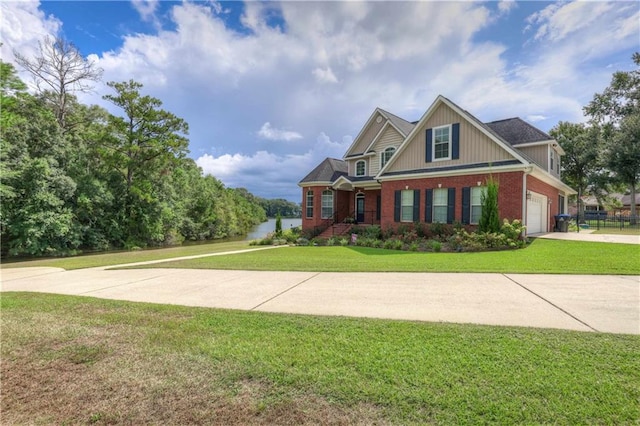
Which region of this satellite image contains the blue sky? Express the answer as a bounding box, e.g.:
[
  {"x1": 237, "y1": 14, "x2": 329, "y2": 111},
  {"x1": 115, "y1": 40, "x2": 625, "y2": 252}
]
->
[{"x1": 1, "y1": 1, "x2": 638, "y2": 201}]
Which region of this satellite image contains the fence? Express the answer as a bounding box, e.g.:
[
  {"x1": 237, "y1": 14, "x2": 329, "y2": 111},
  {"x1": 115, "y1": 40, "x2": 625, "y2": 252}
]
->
[{"x1": 573, "y1": 213, "x2": 640, "y2": 230}]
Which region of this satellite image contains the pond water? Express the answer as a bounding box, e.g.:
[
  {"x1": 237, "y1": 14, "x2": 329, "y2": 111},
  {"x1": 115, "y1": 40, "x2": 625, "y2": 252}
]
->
[{"x1": 246, "y1": 218, "x2": 302, "y2": 240}]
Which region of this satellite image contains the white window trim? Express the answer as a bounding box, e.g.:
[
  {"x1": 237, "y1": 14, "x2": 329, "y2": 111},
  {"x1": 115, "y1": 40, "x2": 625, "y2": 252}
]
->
[
  {"x1": 470, "y1": 186, "x2": 485, "y2": 225},
  {"x1": 355, "y1": 160, "x2": 366, "y2": 177},
  {"x1": 305, "y1": 190, "x2": 314, "y2": 218},
  {"x1": 400, "y1": 190, "x2": 413, "y2": 223},
  {"x1": 321, "y1": 190, "x2": 334, "y2": 220},
  {"x1": 380, "y1": 147, "x2": 396, "y2": 169},
  {"x1": 433, "y1": 188, "x2": 448, "y2": 223},
  {"x1": 432, "y1": 124, "x2": 452, "y2": 162}
]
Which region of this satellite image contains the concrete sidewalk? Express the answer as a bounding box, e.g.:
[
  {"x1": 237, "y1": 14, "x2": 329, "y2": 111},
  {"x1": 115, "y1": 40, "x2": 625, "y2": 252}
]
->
[
  {"x1": 2, "y1": 266, "x2": 638, "y2": 335},
  {"x1": 535, "y1": 230, "x2": 639, "y2": 244}
]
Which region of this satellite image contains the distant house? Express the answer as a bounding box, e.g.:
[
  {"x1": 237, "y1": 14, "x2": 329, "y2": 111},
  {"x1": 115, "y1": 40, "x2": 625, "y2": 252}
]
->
[
  {"x1": 298, "y1": 95, "x2": 576, "y2": 236},
  {"x1": 576, "y1": 193, "x2": 640, "y2": 216}
]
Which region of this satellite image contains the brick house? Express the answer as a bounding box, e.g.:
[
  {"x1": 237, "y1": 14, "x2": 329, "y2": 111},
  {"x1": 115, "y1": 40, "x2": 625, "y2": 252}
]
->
[{"x1": 298, "y1": 95, "x2": 576, "y2": 236}]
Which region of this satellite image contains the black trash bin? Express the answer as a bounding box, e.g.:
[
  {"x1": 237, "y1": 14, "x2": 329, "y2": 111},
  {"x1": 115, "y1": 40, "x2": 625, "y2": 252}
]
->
[{"x1": 554, "y1": 214, "x2": 570, "y2": 232}]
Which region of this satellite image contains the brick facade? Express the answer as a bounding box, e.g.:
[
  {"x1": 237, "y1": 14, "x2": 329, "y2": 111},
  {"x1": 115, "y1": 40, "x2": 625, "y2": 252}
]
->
[{"x1": 380, "y1": 171, "x2": 525, "y2": 229}]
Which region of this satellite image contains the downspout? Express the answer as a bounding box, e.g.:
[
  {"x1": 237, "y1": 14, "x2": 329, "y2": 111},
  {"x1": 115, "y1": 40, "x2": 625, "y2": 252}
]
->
[{"x1": 522, "y1": 166, "x2": 533, "y2": 237}]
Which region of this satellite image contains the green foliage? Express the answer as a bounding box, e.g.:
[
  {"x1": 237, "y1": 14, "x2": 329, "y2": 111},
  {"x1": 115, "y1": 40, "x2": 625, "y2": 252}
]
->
[
  {"x1": 275, "y1": 213, "x2": 282, "y2": 237},
  {"x1": 0, "y1": 62, "x2": 266, "y2": 257},
  {"x1": 549, "y1": 122, "x2": 603, "y2": 201},
  {"x1": 479, "y1": 177, "x2": 500, "y2": 233},
  {"x1": 257, "y1": 197, "x2": 300, "y2": 218}
]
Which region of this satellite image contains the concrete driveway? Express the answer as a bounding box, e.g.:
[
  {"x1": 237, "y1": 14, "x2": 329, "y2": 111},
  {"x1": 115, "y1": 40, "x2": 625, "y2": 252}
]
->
[{"x1": 2, "y1": 265, "x2": 638, "y2": 335}]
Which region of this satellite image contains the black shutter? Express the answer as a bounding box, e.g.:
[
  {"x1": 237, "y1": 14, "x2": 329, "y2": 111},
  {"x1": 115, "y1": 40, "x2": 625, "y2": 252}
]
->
[
  {"x1": 394, "y1": 190, "x2": 401, "y2": 222},
  {"x1": 425, "y1": 189, "x2": 433, "y2": 223},
  {"x1": 413, "y1": 190, "x2": 420, "y2": 222},
  {"x1": 462, "y1": 187, "x2": 471, "y2": 225},
  {"x1": 452, "y1": 123, "x2": 460, "y2": 160},
  {"x1": 426, "y1": 128, "x2": 433, "y2": 162},
  {"x1": 447, "y1": 188, "x2": 456, "y2": 224},
  {"x1": 376, "y1": 195, "x2": 381, "y2": 220}
]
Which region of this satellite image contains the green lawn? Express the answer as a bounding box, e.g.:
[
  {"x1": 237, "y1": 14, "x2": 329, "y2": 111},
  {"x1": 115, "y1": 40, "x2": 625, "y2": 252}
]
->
[
  {"x1": 1, "y1": 240, "x2": 251, "y2": 270},
  {"x1": 141, "y1": 238, "x2": 640, "y2": 275},
  {"x1": 2, "y1": 293, "x2": 638, "y2": 425}
]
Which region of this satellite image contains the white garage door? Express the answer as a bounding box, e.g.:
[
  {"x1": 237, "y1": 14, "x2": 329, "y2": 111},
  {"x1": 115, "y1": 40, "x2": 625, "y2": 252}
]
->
[{"x1": 527, "y1": 192, "x2": 548, "y2": 234}]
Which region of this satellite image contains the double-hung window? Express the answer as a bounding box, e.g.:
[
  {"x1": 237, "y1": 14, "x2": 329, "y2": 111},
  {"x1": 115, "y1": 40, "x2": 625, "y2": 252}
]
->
[
  {"x1": 471, "y1": 186, "x2": 485, "y2": 224},
  {"x1": 433, "y1": 188, "x2": 448, "y2": 223},
  {"x1": 433, "y1": 125, "x2": 451, "y2": 161},
  {"x1": 355, "y1": 160, "x2": 366, "y2": 176},
  {"x1": 401, "y1": 190, "x2": 414, "y2": 222},
  {"x1": 321, "y1": 190, "x2": 334, "y2": 219},
  {"x1": 305, "y1": 190, "x2": 314, "y2": 218}
]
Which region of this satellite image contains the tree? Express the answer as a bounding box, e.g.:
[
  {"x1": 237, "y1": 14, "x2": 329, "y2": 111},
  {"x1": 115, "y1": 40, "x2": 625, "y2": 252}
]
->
[
  {"x1": 549, "y1": 122, "x2": 603, "y2": 216},
  {"x1": 585, "y1": 53, "x2": 640, "y2": 221},
  {"x1": 479, "y1": 177, "x2": 500, "y2": 233},
  {"x1": 607, "y1": 113, "x2": 640, "y2": 222},
  {"x1": 14, "y1": 36, "x2": 103, "y2": 130},
  {"x1": 101, "y1": 80, "x2": 189, "y2": 245},
  {"x1": 275, "y1": 212, "x2": 282, "y2": 237}
]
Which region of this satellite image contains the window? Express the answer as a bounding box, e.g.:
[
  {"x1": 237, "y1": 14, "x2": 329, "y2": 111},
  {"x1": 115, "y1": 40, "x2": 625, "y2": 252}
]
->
[
  {"x1": 381, "y1": 147, "x2": 396, "y2": 169},
  {"x1": 321, "y1": 190, "x2": 334, "y2": 219},
  {"x1": 471, "y1": 186, "x2": 485, "y2": 224},
  {"x1": 433, "y1": 188, "x2": 448, "y2": 223},
  {"x1": 433, "y1": 125, "x2": 451, "y2": 160},
  {"x1": 401, "y1": 190, "x2": 414, "y2": 222},
  {"x1": 550, "y1": 152, "x2": 554, "y2": 173},
  {"x1": 355, "y1": 160, "x2": 366, "y2": 177},
  {"x1": 305, "y1": 190, "x2": 314, "y2": 218}
]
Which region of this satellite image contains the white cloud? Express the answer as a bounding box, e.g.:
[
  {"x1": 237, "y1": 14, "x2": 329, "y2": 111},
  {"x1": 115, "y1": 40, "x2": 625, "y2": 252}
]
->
[
  {"x1": 0, "y1": 1, "x2": 60, "y2": 65},
  {"x1": 498, "y1": 0, "x2": 517, "y2": 15},
  {"x1": 131, "y1": 0, "x2": 160, "y2": 28},
  {"x1": 312, "y1": 67, "x2": 338, "y2": 84},
  {"x1": 196, "y1": 132, "x2": 350, "y2": 199},
  {"x1": 257, "y1": 122, "x2": 303, "y2": 141},
  {"x1": 4, "y1": 0, "x2": 638, "y2": 199},
  {"x1": 526, "y1": 115, "x2": 548, "y2": 123}
]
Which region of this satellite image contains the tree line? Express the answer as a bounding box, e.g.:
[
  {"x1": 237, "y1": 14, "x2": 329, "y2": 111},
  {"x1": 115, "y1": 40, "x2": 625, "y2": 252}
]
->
[
  {"x1": 550, "y1": 53, "x2": 640, "y2": 221},
  {"x1": 1, "y1": 38, "x2": 267, "y2": 257}
]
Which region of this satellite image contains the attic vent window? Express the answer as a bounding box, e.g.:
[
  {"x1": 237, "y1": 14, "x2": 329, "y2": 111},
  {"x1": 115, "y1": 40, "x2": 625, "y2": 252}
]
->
[{"x1": 376, "y1": 116, "x2": 382, "y2": 123}]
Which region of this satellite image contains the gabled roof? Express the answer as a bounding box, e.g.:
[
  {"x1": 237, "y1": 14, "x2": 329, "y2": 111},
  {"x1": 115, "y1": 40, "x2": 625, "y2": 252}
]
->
[
  {"x1": 298, "y1": 157, "x2": 347, "y2": 184},
  {"x1": 378, "y1": 95, "x2": 531, "y2": 176},
  {"x1": 484, "y1": 118, "x2": 553, "y2": 146},
  {"x1": 378, "y1": 108, "x2": 416, "y2": 136},
  {"x1": 343, "y1": 107, "x2": 416, "y2": 158}
]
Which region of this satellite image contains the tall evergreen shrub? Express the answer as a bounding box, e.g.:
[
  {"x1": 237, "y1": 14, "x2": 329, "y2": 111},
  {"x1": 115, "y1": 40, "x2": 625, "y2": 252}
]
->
[
  {"x1": 479, "y1": 177, "x2": 500, "y2": 233},
  {"x1": 275, "y1": 212, "x2": 282, "y2": 237}
]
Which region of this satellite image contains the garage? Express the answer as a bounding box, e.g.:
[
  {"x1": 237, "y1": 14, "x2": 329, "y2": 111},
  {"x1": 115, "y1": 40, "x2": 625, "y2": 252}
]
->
[{"x1": 527, "y1": 191, "x2": 548, "y2": 234}]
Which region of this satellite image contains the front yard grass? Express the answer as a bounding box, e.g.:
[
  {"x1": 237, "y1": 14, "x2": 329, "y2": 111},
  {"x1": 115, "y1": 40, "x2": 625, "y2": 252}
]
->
[
  {"x1": 2, "y1": 292, "x2": 638, "y2": 425},
  {"x1": 143, "y1": 238, "x2": 640, "y2": 275},
  {"x1": 1, "y1": 240, "x2": 251, "y2": 270}
]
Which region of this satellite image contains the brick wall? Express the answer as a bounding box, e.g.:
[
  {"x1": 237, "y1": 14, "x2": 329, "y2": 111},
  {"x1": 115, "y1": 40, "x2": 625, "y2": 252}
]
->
[{"x1": 380, "y1": 171, "x2": 525, "y2": 229}]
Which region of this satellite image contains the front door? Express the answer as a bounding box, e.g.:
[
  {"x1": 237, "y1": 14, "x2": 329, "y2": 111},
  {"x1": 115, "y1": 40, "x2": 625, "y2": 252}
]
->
[{"x1": 356, "y1": 194, "x2": 365, "y2": 223}]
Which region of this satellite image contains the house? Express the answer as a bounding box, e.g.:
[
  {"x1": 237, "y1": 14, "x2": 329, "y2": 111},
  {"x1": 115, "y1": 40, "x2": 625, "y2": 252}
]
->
[
  {"x1": 575, "y1": 193, "x2": 640, "y2": 217},
  {"x1": 298, "y1": 95, "x2": 576, "y2": 236}
]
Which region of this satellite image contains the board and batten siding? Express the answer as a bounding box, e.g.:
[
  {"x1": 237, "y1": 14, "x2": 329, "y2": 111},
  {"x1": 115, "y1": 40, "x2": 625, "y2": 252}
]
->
[
  {"x1": 349, "y1": 112, "x2": 386, "y2": 156},
  {"x1": 386, "y1": 103, "x2": 515, "y2": 173},
  {"x1": 369, "y1": 126, "x2": 404, "y2": 176},
  {"x1": 518, "y1": 145, "x2": 548, "y2": 171}
]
